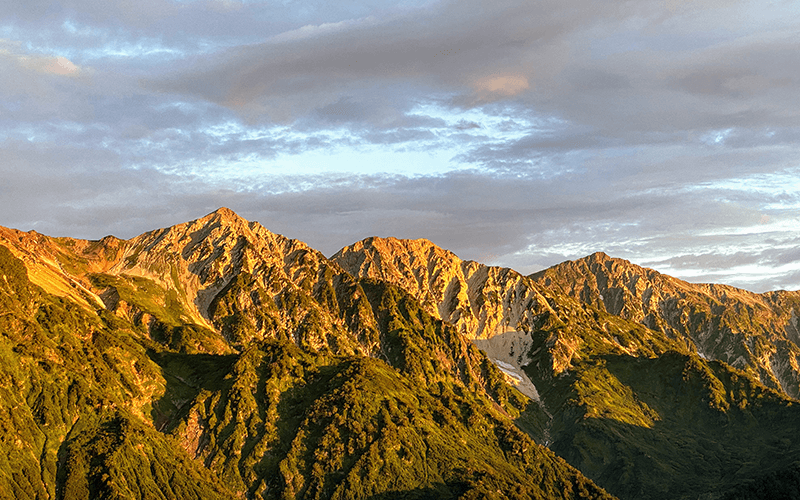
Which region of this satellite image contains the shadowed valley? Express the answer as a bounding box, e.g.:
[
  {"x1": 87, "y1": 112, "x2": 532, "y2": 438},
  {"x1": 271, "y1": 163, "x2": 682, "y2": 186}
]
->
[{"x1": 1, "y1": 209, "x2": 799, "y2": 499}]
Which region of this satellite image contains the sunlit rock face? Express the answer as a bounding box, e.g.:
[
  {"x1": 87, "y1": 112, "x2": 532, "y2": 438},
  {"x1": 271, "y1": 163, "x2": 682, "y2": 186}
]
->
[
  {"x1": 5, "y1": 208, "x2": 800, "y2": 500},
  {"x1": 333, "y1": 237, "x2": 550, "y2": 399},
  {"x1": 531, "y1": 252, "x2": 800, "y2": 398},
  {"x1": 332, "y1": 236, "x2": 550, "y2": 340},
  {"x1": 103, "y1": 207, "x2": 384, "y2": 355},
  {"x1": 0, "y1": 208, "x2": 386, "y2": 356},
  {"x1": 332, "y1": 237, "x2": 685, "y2": 390},
  {"x1": 0, "y1": 208, "x2": 616, "y2": 500}
]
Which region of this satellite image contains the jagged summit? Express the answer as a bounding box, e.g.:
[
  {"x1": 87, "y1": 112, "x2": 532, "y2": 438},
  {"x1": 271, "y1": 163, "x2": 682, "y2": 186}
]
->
[
  {"x1": 137, "y1": 207, "x2": 272, "y2": 245},
  {"x1": 207, "y1": 206, "x2": 240, "y2": 220},
  {"x1": 5, "y1": 211, "x2": 800, "y2": 500},
  {"x1": 192, "y1": 207, "x2": 256, "y2": 232},
  {"x1": 333, "y1": 235, "x2": 489, "y2": 327},
  {"x1": 333, "y1": 236, "x2": 461, "y2": 287},
  {"x1": 531, "y1": 252, "x2": 800, "y2": 397},
  {"x1": 334, "y1": 235, "x2": 456, "y2": 260},
  {"x1": 358, "y1": 235, "x2": 442, "y2": 248}
]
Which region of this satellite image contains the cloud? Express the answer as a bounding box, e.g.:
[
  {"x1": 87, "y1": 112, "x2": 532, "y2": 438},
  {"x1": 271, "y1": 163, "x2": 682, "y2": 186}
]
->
[
  {"x1": 132, "y1": 0, "x2": 800, "y2": 175},
  {"x1": 145, "y1": 0, "x2": 601, "y2": 122},
  {"x1": 0, "y1": 40, "x2": 83, "y2": 77},
  {"x1": 471, "y1": 74, "x2": 530, "y2": 97},
  {"x1": 20, "y1": 54, "x2": 82, "y2": 76},
  {"x1": 3, "y1": 0, "x2": 800, "y2": 294}
]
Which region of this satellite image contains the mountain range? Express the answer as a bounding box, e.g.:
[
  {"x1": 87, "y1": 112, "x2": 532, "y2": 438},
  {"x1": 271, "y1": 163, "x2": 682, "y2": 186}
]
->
[{"x1": 1, "y1": 207, "x2": 798, "y2": 500}]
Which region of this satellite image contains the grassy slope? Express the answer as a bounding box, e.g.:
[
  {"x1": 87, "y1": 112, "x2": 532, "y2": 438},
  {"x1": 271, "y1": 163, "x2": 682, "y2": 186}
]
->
[
  {"x1": 0, "y1": 245, "x2": 237, "y2": 499},
  {"x1": 1, "y1": 243, "x2": 613, "y2": 499},
  {"x1": 168, "y1": 340, "x2": 610, "y2": 499},
  {"x1": 531, "y1": 350, "x2": 800, "y2": 500},
  {"x1": 163, "y1": 279, "x2": 613, "y2": 499}
]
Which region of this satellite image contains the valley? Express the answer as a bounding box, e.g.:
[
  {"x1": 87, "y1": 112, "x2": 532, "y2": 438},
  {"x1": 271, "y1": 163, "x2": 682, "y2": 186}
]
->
[{"x1": 0, "y1": 208, "x2": 798, "y2": 499}]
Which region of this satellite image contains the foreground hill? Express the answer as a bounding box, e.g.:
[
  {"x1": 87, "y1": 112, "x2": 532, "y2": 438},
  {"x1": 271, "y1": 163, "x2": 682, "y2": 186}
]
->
[
  {"x1": 333, "y1": 237, "x2": 800, "y2": 500},
  {"x1": 0, "y1": 209, "x2": 611, "y2": 499}
]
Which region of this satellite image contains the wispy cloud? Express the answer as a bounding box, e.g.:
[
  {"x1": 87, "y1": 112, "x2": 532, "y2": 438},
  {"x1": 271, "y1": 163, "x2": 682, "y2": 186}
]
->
[{"x1": 2, "y1": 0, "x2": 800, "y2": 292}]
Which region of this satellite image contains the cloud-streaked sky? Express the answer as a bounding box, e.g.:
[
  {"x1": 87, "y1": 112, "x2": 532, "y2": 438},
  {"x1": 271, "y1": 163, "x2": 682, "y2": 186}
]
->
[{"x1": 2, "y1": 0, "x2": 800, "y2": 292}]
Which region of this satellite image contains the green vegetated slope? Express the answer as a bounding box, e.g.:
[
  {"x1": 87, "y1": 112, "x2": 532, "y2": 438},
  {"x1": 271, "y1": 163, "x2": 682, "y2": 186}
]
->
[
  {"x1": 0, "y1": 245, "x2": 236, "y2": 499},
  {"x1": 0, "y1": 210, "x2": 613, "y2": 500},
  {"x1": 158, "y1": 278, "x2": 612, "y2": 499},
  {"x1": 530, "y1": 252, "x2": 800, "y2": 398},
  {"x1": 531, "y1": 351, "x2": 800, "y2": 500},
  {"x1": 332, "y1": 237, "x2": 800, "y2": 500}
]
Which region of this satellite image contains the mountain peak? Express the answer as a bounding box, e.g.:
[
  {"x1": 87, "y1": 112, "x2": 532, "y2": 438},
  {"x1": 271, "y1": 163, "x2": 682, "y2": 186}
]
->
[
  {"x1": 588, "y1": 251, "x2": 611, "y2": 261},
  {"x1": 171, "y1": 206, "x2": 274, "y2": 244},
  {"x1": 576, "y1": 251, "x2": 634, "y2": 268},
  {"x1": 346, "y1": 236, "x2": 456, "y2": 259},
  {"x1": 200, "y1": 207, "x2": 248, "y2": 226}
]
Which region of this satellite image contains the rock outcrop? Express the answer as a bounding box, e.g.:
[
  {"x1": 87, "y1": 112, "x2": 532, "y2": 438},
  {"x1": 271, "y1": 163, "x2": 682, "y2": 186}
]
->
[
  {"x1": 0, "y1": 209, "x2": 613, "y2": 500},
  {"x1": 333, "y1": 237, "x2": 685, "y2": 386},
  {"x1": 530, "y1": 252, "x2": 800, "y2": 397}
]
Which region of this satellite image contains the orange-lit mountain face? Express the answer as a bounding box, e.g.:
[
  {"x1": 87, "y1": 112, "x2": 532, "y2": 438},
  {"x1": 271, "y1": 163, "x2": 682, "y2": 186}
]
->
[
  {"x1": 530, "y1": 252, "x2": 800, "y2": 399},
  {"x1": 1, "y1": 208, "x2": 799, "y2": 500}
]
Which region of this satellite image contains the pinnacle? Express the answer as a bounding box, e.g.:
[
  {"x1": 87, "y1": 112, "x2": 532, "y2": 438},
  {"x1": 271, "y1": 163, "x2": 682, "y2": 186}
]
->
[
  {"x1": 210, "y1": 206, "x2": 242, "y2": 220},
  {"x1": 199, "y1": 207, "x2": 250, "y2": 228}
]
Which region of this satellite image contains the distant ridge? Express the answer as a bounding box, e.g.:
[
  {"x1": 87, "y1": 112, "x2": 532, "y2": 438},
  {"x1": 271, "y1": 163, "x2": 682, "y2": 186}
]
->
[{"x1": 531, "y1": 251, "x2": 800, "y2": 398}]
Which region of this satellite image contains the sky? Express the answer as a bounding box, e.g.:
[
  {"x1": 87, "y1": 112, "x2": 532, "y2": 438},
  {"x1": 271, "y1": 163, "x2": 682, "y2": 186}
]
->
[{"x1": 2, "y1": 0, "x2": 800, "y2": 292}]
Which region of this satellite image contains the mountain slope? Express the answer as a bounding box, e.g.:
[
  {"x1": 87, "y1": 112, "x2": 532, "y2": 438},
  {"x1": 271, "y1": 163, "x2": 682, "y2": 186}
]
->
[
  {"x1": 332, "y1": 237, "x2": 800, "y2": 500},
  {"x1": 540, "y1": 351, "x2": 800, "y2": 500},
  {"x1": 530, "y1": 252, "x2": 800, "y2": 398},
  {"x1": 0, "y1": 209, "x2": 613, "y2": 500},
  {"x1": 0, "y1": 244, "x2": 237, "y2": 500},
  {"x1": 332, "y1": 238, "x2": 686, "y2": 395}
]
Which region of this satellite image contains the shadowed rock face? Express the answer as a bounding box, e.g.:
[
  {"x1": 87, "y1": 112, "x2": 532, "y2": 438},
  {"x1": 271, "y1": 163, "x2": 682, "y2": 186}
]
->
[
  {"x1": 333, "y1": 237, "x2": 685, "y2": 379},
  {"x1": 4, "y1": 208, "x2": 800, "y2": 500},
  {"x1": 0, "y1": 208, "x2": 614, "y2": 500},
  {"x1": 530, "y1": 252, "x2": 800, "y2": 398}
]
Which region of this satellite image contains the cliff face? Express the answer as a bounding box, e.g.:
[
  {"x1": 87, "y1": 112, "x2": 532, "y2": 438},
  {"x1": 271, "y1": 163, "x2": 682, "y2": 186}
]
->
[
  {"x1": 530, "y1": 252, "x2": 800, "y2": 398},
  {"x1": 0, "y1": 209, "x2": 612, "y2": 500},
  {"x1": 332, "y1": 237, "x2": 800, "y2": 500},
  {"x1": 4, "y1": 209, "x2": 800, "y2": 500},
  {"x1": 333, "y1": 237, "x2": 685, "y2": 383},
  {"x1": 333, "y1": 236, "x2": 544, "y2": 340}
]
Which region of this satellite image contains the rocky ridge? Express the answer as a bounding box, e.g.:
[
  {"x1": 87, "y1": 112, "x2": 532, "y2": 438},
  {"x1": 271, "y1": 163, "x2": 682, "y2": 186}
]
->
[
  {"x1": 0, "y1": 208, "x2": 612, "y2": 500},
  {"x1": 332, "y1": 236, "x2": 800, "y2": 500},
  {"x1": 333, "y1": 237, "x2": 686, "y2": 388},
  {"x1": 530, "y1": 252, "x2": 800, "y2": 398}
]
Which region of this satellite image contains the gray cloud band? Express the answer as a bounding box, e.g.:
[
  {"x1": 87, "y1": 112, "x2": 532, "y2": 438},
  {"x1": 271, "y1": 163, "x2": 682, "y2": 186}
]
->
[{"x1": 1, "y1": 0, "x2": 799, "y2": 291}]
